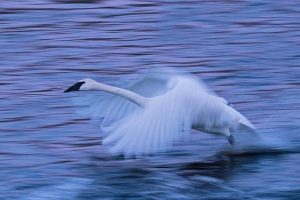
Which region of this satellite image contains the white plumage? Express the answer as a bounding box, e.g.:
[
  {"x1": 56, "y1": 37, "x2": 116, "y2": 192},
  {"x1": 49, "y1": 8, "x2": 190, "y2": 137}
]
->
[{"x1": 64, "y1": 69, "x2": 256, "y2": 156}]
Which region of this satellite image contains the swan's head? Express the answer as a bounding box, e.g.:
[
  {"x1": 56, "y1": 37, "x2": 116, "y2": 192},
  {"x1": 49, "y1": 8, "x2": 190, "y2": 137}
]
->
[{"x1": 64, "y1": 78, "x2": 98, "y2": 93}]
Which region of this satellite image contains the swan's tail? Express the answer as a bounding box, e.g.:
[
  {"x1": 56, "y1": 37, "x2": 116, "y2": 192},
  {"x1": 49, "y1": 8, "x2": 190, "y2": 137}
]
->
[
  {"x1": 227, "y1": 106, "x2": 256, "y2": 133},
  {"x1": 239, "y1": 118, "x2": 256, "y2": 132},
  {"x1": 236, "y1": 112, "x2": 256, "y2": 133}
]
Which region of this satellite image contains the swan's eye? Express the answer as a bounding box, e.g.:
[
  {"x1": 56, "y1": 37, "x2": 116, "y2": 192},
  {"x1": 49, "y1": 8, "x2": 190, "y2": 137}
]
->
[{"x1": 64, "y1": 81, "x2": 85, "y2": 93}]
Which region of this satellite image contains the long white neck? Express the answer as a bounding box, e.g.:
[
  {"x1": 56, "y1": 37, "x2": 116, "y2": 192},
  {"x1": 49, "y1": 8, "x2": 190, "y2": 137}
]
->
[{"x1": 90, "y1": 81, "x2": 147, "y2": 108}]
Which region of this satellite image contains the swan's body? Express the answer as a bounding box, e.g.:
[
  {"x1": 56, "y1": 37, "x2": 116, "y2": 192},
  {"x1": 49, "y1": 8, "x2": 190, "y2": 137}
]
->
[{"x1": 64, "y1": 69, "x2": 255, "y2": 156}]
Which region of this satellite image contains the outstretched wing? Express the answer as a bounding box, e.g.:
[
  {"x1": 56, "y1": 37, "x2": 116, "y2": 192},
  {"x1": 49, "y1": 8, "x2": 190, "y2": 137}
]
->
[
  {"x1": 103, "y1": 76, "x2": 207, "y2": 156},
  {"x1": 103, "y1": 93, "x2": 192, "y2": 156},
  {"x1": 101, "y1": 70, "x2": 174, "y2": 125}
]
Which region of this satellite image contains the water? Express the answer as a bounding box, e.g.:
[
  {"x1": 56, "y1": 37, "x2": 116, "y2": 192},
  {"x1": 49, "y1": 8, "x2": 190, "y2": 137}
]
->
[{"x1": 1, "y1": 0, "x2": 300, "y2": 199}]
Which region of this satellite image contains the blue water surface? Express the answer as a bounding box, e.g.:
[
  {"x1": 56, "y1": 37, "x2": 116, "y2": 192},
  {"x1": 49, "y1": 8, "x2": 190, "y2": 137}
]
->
[{"x1": 1, "y1": 0, "x2": 300, "y2": 199}]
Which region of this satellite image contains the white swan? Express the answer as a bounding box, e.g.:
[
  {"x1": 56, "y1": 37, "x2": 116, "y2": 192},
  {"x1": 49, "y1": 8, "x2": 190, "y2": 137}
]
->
[{"x1": 64, "y1": 69, "x2": 256, "y2": 156}]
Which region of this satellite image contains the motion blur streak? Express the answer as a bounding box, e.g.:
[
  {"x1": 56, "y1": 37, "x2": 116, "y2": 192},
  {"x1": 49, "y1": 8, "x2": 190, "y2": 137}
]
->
[{"x1": 1, "y1": 0, "x2": 300, "y2": 199}]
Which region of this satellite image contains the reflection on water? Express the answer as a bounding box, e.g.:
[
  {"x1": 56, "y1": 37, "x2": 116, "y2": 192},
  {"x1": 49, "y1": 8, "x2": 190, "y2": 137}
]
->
[{"x1": 1, "y1": 0, "x2": 300, "y2": 199}]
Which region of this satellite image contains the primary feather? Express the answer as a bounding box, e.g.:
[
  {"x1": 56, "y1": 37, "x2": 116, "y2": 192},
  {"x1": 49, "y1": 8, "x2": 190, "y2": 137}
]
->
[{"x1": 103, "y1": 76, "x2": 195, "y2": 156}]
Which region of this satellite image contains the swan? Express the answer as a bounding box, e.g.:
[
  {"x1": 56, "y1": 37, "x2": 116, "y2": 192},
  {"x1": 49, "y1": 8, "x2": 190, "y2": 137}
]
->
[{"x1": 64, "y1": 69, "x2": 256, "y2": 156}]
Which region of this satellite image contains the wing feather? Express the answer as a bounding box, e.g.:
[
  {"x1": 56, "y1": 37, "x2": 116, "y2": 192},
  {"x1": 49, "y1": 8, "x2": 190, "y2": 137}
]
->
[{"x1": 102, "y1": 76, "x2": 201, "y2": 156}]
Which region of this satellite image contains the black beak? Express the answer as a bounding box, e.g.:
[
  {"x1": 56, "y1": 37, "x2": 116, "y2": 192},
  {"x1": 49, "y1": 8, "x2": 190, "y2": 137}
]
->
[{"x1": 64, "y1": 81, "x2": 85, "y2": 93}]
